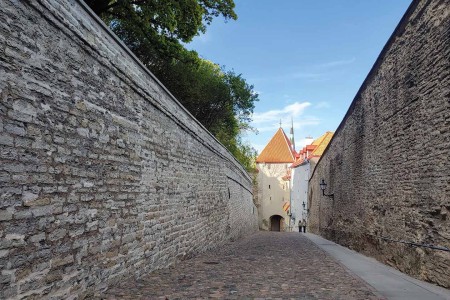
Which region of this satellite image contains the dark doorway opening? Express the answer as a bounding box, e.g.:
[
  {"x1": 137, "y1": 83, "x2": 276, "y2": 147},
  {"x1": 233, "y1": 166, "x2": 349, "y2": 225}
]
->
[{"x1": 270, "y1": 215, "x2": 282, "y2": 231}]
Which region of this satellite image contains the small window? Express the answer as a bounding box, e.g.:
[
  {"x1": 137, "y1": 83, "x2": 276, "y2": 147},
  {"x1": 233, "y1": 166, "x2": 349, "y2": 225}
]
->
[
  {"x1": 270, "y1": 196, "x2": 272, "y2": 200},
  {"x1": 269, "y1": 185, "x2": 271, "y2": 189}
]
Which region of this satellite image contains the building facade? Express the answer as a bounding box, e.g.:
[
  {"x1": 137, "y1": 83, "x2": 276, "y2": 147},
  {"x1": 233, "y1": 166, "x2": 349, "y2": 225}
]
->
[{"x1": 290, "y1": 132, "x2": 334, "y2": 231}]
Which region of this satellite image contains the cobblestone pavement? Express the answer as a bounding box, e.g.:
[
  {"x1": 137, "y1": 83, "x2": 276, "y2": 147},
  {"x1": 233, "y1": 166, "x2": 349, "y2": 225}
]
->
[{"x1": 101, "y1": 232, "x2": 381, "y2": 299}]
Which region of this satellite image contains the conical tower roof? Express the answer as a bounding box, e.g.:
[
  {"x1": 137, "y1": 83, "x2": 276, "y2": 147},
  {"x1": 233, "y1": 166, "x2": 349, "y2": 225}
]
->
[{"x1": 256, "y1": 128, "x2": 296, "y2": 163}]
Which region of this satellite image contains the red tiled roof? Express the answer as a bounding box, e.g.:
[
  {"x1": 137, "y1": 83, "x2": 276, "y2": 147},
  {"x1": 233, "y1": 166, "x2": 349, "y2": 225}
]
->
[
  {"x1": 290, "y1": 159, "x2": 306, "y2": 168},
  {"x1": 256, "y1": 128, "x2": 296, "y2": 163},
  {"x1": 290, "y1": 131, "x2": 334, "y2": 168},
  {"x1": 310, "y1": 131, "x2": 334, "y2": 156}
]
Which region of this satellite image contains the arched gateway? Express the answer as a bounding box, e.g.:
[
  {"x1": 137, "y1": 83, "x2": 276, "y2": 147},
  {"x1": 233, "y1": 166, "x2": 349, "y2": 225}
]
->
[{"x1": 270, "y1": 215, "x2": 284, "y2": 231}]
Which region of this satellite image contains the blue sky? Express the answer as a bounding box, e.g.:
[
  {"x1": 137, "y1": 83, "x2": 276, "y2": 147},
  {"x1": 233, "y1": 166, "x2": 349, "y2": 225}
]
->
[{"x1": 186, "y1": 0, "x2": 412, "y2": 153}]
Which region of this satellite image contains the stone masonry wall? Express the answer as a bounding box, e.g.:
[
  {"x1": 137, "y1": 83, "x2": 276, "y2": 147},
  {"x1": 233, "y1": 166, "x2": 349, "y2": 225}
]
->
[
  {"x1": 308, "y1": 0, "x2": 450, "y2": 287},
  {"x1": 0, "y1": 0, "x2": 258, "y2": 298}
]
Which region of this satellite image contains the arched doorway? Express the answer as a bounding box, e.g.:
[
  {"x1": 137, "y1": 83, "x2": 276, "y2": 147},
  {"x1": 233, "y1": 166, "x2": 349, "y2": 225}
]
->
[{"x1": 270, "y1": 215, "x2": 284, "y2": 231}]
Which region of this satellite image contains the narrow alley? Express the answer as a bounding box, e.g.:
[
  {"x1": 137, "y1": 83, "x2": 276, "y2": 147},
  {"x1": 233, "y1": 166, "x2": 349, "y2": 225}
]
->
[
  {"x1": 1, "y1": 1, "x2": 449, "y2": 299},
  {"x1": 100, "y1": 232, "x2": 450, "y2": 299}
]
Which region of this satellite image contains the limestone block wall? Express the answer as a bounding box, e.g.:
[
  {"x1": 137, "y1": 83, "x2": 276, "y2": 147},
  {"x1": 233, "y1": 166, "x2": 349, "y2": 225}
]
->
[
  {"x1": 308, "y1": 0, "x2": 450, "y2": 287},
  {"x1": 0, "y1": 0, "x2": 258, "y2": 298}
]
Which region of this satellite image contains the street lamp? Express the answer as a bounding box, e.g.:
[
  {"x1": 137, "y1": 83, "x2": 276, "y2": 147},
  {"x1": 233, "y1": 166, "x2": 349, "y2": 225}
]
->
[
  {"x1": 288, "y1": 210, "x2": 295, "y2": 221},
  {"x1": 302, "y1": 201, "x2": 309, "y2": 213},
  {"x1": 319, "y1": 179, "x2": 334, "y2": 199}
]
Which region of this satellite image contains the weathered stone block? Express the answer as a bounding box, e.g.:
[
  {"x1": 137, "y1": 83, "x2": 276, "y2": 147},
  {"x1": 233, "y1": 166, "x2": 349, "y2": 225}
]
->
[
  {"x1": 0, "y1": 133, "x2": 14, "y2": 146},
  {"x1": 0, "y1": 250, "x2": 9, "y2": 258},
  {"x1": 4, "y1": 234, "x2": 26, "y2": 247},
  {"x1": 0, "y1": 210, "x2": 13, "y2": 221},
  {"x1": 51, "y1": 255, "x2": 74, "y2": 268},
  {"x1": 0, "y1": 171, "x2": 10, "y2": 182},
  {"x1": 14, "y1": 210, "x2": 32, "y2": 219},
  {"x1": 4, "y1": 124, "x2": 26, "y2": 137},
  {"x1": 48, "y1": 229, "x2": 67, "y2": 241},
  {"x1": 22, "y1": 191, "x2": 38, "y2": 202},
  {"x1": 0, "y1": 0, "x2": 258, "y2": 298},
  {"x1": 23, "y1": 196, "x2": 50, "y2": 207},
  {"x1": 29, "y1": 233, "x2": 46, "y2": 243},
  {"x1": 31, "y1": 205, "x2": 54, "y2": 217},
  {"x1": 309, "y1": 0, "x2": 450, "y2": 288}
]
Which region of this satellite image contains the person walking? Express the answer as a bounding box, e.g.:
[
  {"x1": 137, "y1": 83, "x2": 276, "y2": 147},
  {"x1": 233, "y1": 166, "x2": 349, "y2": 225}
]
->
[
  {"x1": 300, "y1": 219, "x2": 306, "y2": 233},
  {"x1": 298, "y1": 219, "x2": 302, "y2": 232}
]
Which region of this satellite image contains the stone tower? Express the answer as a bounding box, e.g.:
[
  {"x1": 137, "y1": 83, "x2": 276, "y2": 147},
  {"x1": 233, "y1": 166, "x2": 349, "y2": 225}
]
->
[{"x1": 255, "y1": 127, "x2": 296, "y2": 231}]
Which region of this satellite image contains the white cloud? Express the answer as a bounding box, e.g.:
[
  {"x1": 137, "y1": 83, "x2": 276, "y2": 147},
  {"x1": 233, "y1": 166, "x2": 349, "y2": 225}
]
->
[
  {"x1": 296, "y1": 138, "x2": 309, "y2": 148},
  {"x1": 251, "y1": 102, "x2": 320, "y2": 139},
  {"x1": 293, "y1": 118, "x2": 321, "y2": 128},
  {"x1": 249, "y1": 102, "x2": 322, "y2": 153},
  {"x1": 252, "y1": 102, "x2": 311, "y2": 124}
]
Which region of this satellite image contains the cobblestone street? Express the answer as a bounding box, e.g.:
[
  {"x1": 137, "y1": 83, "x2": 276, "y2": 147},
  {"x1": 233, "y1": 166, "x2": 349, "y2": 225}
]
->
[{"x1": 101, "y1": 232, "x2": 379, "y2": 299}]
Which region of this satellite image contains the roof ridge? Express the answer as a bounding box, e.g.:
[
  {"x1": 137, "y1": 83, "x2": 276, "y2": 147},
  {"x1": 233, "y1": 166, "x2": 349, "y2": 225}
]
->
[
  {"x1": 256, "y1": 127, "x2": 296, "y2": 163},
  {"x1": 311, "y1": 131, "x2": 334, "y2": 157}
]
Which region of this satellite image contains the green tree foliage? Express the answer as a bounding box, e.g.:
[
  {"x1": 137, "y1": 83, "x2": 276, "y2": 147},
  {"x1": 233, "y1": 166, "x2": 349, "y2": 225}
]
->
[
  {"x1": 85, "y1": 0, "x2": 236, "y2": 63},
  {"x1": 155, "y1": 55, "x2": 257, "y2": 134},
  {"x1": 85, "y1": 0, "x2": 259, "y2": 171},
  {"x1": 152, "y1": 53, "x2": 259, "y2": 171}
]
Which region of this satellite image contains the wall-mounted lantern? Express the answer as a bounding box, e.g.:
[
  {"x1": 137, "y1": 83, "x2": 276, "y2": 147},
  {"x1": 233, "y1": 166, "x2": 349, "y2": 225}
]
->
[
  {"x1": 319, "y1": 179, "x2": 334, "y2": 199},
  {"x1": 288, "y1": 211, "x2": 295, "y2": 220},
  {"x1": 302, "y1": 201, "x2": 310, "y2": 213}
]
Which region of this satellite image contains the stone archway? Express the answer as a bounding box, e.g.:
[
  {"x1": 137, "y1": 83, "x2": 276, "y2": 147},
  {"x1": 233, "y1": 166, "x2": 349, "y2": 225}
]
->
[{"x1": 270, "y1": 215, "x2": 284, "y2": 231}]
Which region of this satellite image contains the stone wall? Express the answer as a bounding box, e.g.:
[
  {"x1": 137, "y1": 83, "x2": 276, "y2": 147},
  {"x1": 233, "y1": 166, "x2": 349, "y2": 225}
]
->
[
  {"x1": 0, "y1": 0, "x2": 258, "y2": 298},
  {"x1": 308, "y1": 0, "x2": 450, "y2": 287}
]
